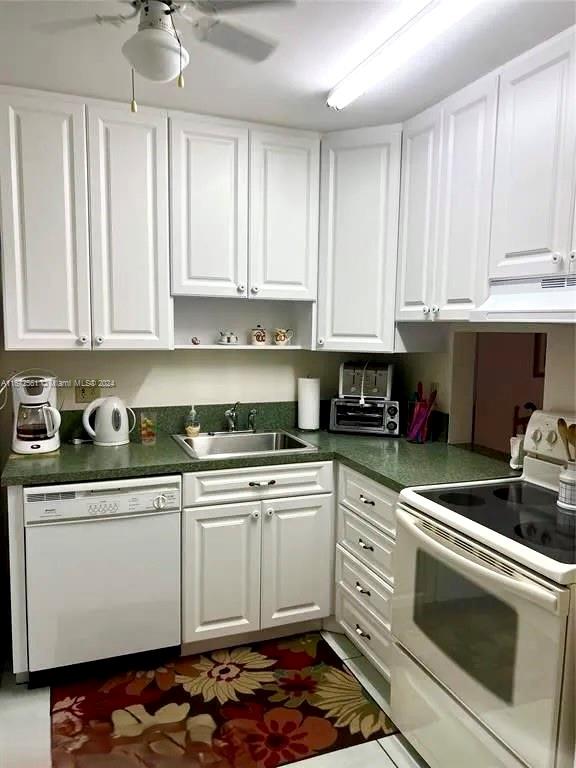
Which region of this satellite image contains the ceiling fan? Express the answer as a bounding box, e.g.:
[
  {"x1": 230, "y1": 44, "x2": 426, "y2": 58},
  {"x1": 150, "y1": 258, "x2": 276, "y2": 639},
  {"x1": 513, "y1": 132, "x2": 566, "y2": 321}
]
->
[{"x1": 41, "y1": 0, "x2": 295, "y2": 87}]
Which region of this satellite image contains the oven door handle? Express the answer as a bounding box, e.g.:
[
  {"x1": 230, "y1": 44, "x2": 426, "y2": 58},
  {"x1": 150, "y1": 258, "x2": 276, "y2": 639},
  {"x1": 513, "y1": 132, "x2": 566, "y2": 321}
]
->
[{"x1": 398, "y1": 508, "x2": 564, "y2": 616}]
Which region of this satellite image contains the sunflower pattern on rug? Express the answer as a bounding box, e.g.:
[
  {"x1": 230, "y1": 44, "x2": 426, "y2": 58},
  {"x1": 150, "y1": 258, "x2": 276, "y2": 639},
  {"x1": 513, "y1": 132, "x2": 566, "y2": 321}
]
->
[{"x1": 51, "y1": 632, "x2": 398, "y2": 767}]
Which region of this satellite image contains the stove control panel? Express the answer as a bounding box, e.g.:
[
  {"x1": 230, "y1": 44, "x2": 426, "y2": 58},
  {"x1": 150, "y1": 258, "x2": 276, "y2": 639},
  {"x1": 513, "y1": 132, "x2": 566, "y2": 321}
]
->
[{"x1": 524, "y1": 410, "x2": 576, "y2": 462}]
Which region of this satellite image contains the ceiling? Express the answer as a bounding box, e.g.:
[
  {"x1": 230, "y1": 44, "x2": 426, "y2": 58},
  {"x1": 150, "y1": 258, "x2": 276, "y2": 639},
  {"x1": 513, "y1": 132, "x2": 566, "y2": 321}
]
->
[{"x1": 0, "y1": 0, "x2": 574, "y2": 130}]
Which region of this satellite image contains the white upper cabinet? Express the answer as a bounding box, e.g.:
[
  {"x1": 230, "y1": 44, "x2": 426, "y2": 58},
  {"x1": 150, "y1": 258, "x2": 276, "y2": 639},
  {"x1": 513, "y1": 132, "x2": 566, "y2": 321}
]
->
[
  {"x1": 317, "y1": 125, "x2": 402, "y2": 351},
  {"x1": 88, "y1": 103, "x2": 173, "y2": 349},
  {"x1": 170, "y1": 116, "x2": 248, "y2": 298},
  {"x1": 249, "y1": 130, "x2": 320, "y2": 300},
  {"x1": 0, "y1": 91, "x2": 92, "y2": 350},
  {"x1": 397, "y1": 72, "x2": 498, "y2": 321},
  {"x1": 396, "y1": 107, "x2": 442, "y2": 322},
  {"x1": 260, "y1": 494, "x2": 333, "y2": 629},
  {"x1": 434, "y1": 73, "x2": 498, "y2": 318},
  {"x1": 490, "y1": 29, "x2": 576, "y2": 279}
]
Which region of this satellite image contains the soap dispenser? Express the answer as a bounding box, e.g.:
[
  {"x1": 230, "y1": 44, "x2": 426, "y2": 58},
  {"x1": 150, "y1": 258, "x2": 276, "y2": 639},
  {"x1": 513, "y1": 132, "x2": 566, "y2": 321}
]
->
[{"x1": 185, "y1": 406, "x2": 201, "y2": 437}]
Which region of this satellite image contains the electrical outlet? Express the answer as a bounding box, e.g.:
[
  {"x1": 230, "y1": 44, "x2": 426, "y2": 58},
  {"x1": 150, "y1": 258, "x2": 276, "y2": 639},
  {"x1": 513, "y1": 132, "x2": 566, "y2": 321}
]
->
[{"x1": 75, "y1": 384, "x2": 100, "y2": 404}]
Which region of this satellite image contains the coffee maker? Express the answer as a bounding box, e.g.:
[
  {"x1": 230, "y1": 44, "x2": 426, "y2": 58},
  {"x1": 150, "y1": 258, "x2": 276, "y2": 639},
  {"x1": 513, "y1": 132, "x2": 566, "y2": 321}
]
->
[{"x1": 12, "y1": 376, "x2": 61, "y2": 454}]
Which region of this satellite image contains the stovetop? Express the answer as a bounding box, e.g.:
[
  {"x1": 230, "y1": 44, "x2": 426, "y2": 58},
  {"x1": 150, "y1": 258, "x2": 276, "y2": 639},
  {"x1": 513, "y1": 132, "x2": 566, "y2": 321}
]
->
[{"x1": 421, "y1": 481, "x2": 576, "y2": 564}]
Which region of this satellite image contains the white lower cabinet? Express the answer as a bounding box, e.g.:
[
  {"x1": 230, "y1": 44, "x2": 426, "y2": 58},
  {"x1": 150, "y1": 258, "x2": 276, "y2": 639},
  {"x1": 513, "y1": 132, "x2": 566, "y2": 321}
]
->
[
  {"x1": 335, "y1": 464, "x2": 398, "y2": 681},
  {"x1": 182, "y1": 491, "x2": 334, "y2": 644},
  {"x1": 182, "y1": 501, "x2": 262, "y2": 643},
  {"x1": 261, "y1": 495, "x2": 333, "y2": 629}
]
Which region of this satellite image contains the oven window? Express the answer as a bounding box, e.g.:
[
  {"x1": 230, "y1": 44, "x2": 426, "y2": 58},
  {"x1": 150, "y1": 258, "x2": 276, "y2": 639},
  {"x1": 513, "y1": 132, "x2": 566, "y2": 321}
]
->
[{"x1": 414, "y1": 550, "x2": 518, "y2": 703}]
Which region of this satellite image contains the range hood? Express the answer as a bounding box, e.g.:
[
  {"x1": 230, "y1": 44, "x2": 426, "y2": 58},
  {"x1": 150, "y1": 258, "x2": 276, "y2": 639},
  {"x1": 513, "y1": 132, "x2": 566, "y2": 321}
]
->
[{"x1": 471, "y1": 274, "x2": 576, "y2": 323}]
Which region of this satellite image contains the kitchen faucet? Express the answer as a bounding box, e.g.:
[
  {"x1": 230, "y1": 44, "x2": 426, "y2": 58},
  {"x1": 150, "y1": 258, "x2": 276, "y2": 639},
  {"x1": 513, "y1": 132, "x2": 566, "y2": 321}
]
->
[{"x1": 225, "y1": 402, "x2": 240, "y2": 432}]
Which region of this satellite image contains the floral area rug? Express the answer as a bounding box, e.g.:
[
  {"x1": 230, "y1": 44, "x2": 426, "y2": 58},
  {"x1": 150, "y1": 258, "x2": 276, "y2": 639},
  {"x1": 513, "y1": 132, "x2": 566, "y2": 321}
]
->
[{"x1": 51, "y1": 632, "x2": 398, "y2": 767}]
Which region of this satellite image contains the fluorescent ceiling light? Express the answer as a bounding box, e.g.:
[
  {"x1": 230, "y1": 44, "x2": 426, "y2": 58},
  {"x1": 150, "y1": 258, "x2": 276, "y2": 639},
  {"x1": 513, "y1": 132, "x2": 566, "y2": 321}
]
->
[{"x1": 327, "y1": 0, "x2": 484, "y2": 111}]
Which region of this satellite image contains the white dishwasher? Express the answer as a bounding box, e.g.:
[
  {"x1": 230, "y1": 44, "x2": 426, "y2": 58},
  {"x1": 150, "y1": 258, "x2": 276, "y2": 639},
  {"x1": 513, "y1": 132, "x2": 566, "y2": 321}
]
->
[{"x1": 24, "y1": 475, "x2": 181, "y2": 672}]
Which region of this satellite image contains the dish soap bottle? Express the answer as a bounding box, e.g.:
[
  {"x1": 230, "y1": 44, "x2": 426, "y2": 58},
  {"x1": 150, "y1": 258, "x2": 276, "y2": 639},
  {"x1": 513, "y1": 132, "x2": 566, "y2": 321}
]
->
[{"x1": 185, "y1": 406, "x2": 201, "y2": 438}]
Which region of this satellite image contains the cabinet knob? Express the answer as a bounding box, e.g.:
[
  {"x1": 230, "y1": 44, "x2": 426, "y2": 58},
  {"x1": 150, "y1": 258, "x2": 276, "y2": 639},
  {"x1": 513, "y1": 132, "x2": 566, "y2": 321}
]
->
[
  {"x1": 251, "y1": 510, "x2": 260, "y2": 520},
  {"x1": 551, "y1": 252, "x2": 562, "y2": 265},
  {"x1": 95, "y1": 335, "x2": 104, "y2": 345},
  {"x1": 318, "y1": 338, "x2": 325, "y2": 346},
  {"x1": 78, "y1": 335, "x2": 89, "y2": 345},
  {"x1": 431, "y1": 305, "x2": 440, "y2": 315},
  {"x1": 422, "y1": 306, "x2": 430, "y2": 315},
  {"x1": 569, "y1": 251, "x2": 576, "y2": 261},
  {"x1": 237, "y1": 284, "x2": 246, "y2": 293},
  {"x1": 250, "y1": 286, "x2": 260, "y2": 294},
  {"x1": 265, "y1": 507, "x2": 274, "y2": 517},
  {"x1": 569, "y1": 251, "x2": 576, "y2": 273}
]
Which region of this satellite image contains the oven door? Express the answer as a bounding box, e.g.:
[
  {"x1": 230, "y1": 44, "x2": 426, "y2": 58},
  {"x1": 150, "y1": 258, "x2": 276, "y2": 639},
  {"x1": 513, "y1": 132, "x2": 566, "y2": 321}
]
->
[{"x1": 393, "y1": 504, "x2": 570, "y2": 768}]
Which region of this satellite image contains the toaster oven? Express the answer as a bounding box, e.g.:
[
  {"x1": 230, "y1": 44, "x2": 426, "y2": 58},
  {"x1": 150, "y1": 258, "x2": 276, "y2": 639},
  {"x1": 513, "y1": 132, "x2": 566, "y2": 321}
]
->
[{"x1": 329, "y1": 398, "x2": 400, "y2": 435}]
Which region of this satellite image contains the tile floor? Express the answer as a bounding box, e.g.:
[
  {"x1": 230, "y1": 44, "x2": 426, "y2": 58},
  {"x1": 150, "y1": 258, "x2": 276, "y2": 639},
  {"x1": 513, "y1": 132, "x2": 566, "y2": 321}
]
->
[{"x1": 0, "y1": 632, "x2": 429, "y2": 768}]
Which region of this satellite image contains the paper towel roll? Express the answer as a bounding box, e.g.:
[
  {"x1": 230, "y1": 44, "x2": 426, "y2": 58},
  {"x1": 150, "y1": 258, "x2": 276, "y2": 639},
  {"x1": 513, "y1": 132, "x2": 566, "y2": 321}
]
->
[{"x1": 298, "y1": 377, "x2": 320, "y2": 430}]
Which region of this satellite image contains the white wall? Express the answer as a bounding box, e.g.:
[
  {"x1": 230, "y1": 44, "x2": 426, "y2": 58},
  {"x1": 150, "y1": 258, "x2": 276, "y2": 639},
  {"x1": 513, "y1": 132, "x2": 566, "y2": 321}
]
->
[
  {"x1": 0, "y1": 349, "x2": 351, "y2": 412},
  {"x1": 543, "y1": 325, "x2": 576, "y2": 413}
]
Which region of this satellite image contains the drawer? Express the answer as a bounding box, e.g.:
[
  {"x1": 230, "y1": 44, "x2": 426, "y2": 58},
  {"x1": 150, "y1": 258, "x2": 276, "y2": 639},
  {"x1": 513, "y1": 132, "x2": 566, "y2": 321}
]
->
[
  {"x1": 338, "y1": 465, "x2": 397, "y2": 538},
  {"x1": 183, "y1": 461, "x2": 333, "y2": 507},
  {"x1": 336, "y1": 585, "x2": 393, "y2": 681},
  {"x1": 340, "y1": 505, "x2": 394, "y2": 585},
  {"x1": 391, "y1": 644, "x2": 525, "y2": 768},
  {"x1": 336, "y1": 544, "x2": 392, "y2": 629}
]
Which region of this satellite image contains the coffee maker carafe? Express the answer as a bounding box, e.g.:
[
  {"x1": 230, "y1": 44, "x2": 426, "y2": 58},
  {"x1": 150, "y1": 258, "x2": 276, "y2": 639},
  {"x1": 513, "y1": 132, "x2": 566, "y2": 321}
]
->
[{"x1": 12, "y1": 376, "x2": 61, "y2": 454}]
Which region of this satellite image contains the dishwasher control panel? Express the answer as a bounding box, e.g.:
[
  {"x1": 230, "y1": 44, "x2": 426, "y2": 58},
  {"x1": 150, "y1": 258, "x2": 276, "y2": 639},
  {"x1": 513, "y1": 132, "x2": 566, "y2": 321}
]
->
[{"x1": 24, "y1": 476, "x2": 181, "y2": 524}]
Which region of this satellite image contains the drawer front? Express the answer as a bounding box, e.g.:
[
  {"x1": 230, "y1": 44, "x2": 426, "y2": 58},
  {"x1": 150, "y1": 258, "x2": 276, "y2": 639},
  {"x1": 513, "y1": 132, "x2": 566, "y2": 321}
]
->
[
  {"x1": 183, "y1": 461, "x2": 333, "y2": 507},
  {"x1": 339, "y1": 465, "x2": 397, "y2": 538},
  {"x1": 336, "y1": 544, "x2": 392, "y2": 628},
  {"x1": 391, "y1": 644, "x2": 525, "y2": 768},
  {"x1": 341, "y1": 506, "x2": 394, "y2": 585},
  {"x1": 336, "y1": 585, "x2": 393, "y2": 680}
]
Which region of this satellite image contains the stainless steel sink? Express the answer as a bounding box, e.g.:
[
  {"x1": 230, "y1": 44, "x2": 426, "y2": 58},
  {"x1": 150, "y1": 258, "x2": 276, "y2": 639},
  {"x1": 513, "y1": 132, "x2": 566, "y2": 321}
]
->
[{"x1": 173, "y1": 430, "x2": 318, "y2": 460}]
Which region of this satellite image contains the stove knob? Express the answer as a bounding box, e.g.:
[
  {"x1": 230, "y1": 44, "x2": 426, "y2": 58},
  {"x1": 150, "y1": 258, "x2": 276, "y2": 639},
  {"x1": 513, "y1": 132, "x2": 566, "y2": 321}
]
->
[
  {"x1": 387, "y1": 421, "x2": 397, "y2": 432},
  {"x1": 531, "y1": 429, "x2": 542, "y2": 443},
  {"x1": 546, "y1": 430, "x2": 558, "y2": 445},
  {"x1": 387, "y1": 405, "x2": 398, "y2": 417}
]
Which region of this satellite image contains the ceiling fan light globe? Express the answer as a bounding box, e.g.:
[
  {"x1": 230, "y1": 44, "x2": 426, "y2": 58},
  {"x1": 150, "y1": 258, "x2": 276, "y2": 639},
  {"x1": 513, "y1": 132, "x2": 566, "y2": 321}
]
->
[{"x1": 122, "y1": 29, "x2": 190, "y2": 83}]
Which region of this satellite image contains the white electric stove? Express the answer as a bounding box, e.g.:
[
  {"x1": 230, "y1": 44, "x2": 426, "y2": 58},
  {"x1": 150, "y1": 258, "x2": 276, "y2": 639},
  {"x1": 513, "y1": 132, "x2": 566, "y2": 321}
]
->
[{"x1": 391, "y1": 410, "x2": 576, "y2": 768}]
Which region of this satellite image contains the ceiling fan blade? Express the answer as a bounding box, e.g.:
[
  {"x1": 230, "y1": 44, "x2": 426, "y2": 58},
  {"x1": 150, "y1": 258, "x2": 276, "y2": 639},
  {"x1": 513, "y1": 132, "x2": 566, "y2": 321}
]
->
[
  {"x1": 195, "y1": 18, "x2": 277, "y2": 61},
  {"x1": 194, "y1": 0, "x2": 296, "y2": 14}
]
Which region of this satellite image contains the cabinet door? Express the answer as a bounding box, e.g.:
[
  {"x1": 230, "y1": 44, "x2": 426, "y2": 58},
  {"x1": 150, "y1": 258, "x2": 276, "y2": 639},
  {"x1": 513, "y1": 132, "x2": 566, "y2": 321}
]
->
[
  {"x1": 170, "y1": 116, "x2": 248, "y2": 297},
  {"x1": 182, "y1": 502, "x2": 261, "y2": 643},
  {"x1": 249, "y1": 130, "x2": 319, "y2": 300},
  {"x1": 434, "y1": 74, "x2": 498, "y2": 319},
  {"x1": 396, "y1": 105, "x2": 442, "y2": 322},
  {"x1": 0, "y1": 91, "x2": 91, "y2": 350},
  {"x1": 88, "y1": 103, "x2": 172, "y2": 349},
  {"x1": 261, "y1": 494, "x2": 333, "y2": 629},
  {"x1": 317, "y1": 126, "x2": 401, "y2": 350},
  {"x1": 490, "y1": 29, "x2": 576, "y2": 279}
]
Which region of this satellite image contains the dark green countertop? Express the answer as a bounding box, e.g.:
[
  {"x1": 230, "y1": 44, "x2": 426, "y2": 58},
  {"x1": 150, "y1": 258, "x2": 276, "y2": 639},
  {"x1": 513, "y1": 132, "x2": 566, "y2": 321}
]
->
[{"x1": 0, "y1": 431, "x2": 516, "y2": 492}]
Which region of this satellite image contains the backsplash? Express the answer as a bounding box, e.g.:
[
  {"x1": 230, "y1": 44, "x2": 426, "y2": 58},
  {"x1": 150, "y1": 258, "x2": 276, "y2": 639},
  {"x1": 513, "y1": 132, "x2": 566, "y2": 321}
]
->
[{"x1": 59, "y1": 400, "x2": 449, "y2": 443}]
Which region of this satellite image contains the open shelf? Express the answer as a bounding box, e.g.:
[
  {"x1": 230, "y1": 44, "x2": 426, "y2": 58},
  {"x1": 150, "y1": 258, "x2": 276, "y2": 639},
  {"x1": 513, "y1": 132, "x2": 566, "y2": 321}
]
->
[
  {"x1": 174, "y1": 344, "x2": 305, "y2": 350},
  {"x1": 173, "y1": 296, "x2": 316, "y2": 349}
]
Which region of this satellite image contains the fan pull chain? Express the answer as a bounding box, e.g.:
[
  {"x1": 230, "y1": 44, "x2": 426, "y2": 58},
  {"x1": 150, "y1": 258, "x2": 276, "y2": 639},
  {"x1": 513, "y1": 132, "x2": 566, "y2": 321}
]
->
[
  {"x1": 130, "y1": 68, "x2": 138, "y2": 113},
  {"x1": 170, "y1": 10, "x2": 185, "y2": 89}
]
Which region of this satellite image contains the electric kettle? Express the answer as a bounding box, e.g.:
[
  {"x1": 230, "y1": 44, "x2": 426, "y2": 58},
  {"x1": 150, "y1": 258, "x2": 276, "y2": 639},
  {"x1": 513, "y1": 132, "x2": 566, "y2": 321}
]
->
[{"x1": 82, "y1": 397, "x2": 136, "y2": 447}]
